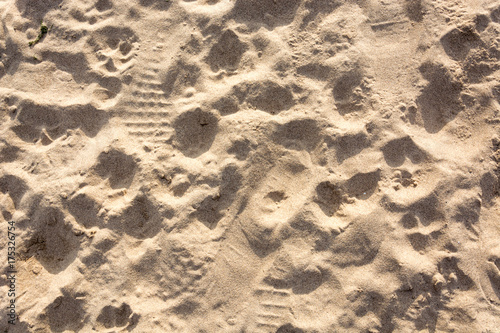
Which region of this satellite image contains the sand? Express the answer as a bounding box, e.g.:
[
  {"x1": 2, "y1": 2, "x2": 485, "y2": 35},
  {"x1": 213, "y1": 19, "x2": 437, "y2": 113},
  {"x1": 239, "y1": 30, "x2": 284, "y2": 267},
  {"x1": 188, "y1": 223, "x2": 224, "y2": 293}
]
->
[{"x1": 1, "y1": 0, "x2": 500, "y2": 332}]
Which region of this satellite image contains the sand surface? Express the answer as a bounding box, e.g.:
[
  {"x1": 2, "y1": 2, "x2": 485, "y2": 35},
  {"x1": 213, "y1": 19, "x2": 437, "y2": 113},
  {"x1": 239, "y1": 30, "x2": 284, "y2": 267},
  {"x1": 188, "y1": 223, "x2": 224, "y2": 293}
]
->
[{"x1": 1, "y1": 0, "x2": 500, "y2": 332}]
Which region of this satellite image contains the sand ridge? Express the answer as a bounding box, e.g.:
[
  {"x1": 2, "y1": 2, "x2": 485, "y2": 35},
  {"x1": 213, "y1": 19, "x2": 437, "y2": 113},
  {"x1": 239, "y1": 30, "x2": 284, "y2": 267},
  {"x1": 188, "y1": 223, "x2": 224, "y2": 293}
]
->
[{"x1": 1, "y1": 0, "x2": 500, "y2": 332}]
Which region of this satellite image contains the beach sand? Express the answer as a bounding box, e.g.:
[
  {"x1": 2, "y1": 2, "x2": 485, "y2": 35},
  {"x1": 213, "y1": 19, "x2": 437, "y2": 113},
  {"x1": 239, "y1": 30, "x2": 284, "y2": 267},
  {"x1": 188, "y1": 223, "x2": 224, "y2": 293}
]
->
[{"x1": 1, "y1": 0, "x2": 500, "y2": 331}]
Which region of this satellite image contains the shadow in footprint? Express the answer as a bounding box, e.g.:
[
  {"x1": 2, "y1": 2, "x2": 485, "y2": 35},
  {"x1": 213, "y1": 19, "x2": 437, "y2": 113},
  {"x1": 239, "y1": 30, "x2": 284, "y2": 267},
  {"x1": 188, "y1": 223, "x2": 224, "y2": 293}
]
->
[
  {"x1": 0, "y1": 174, "x2": 28, "y2": 207},
  {"x1": 328, "y1": 131, "x2": 370, "y2": 163},
  {"x1": 44, "y1": 292, "x2": 85, "y2": 332},
  {"x1": 405, "y1": 0, "x2": 424, "y2": 22},
  {"x1": 438, "y1": 256, "x2": 475, "y2": 291},
  {"x1": 301, "y1": 0, "x2": 341, "y2": 28},
  {"x1": 292, "y1": 266, "x2": 324, "y2": 294},
  {"x1": 440, "y1": 25, "x2": 483, "y2": 61},
  {"x1": 13, "y1": 99, "x2": 108, "y2": 142},
  {"x1": 15, "y1": 0, "x2": 63, "y2": 20},
  {"x1": 487, "y1": 257, "x2": 500, "y2": 300},
  {"x1": 93, "y1": 149, "x2": 137, "y2": 189},
  {"x1": 21, "y1": 206, "x2": 80, "y2": 274},
  {"x1": 314, "y1": 181, "x2": 342, "y2": 216},
  {"x1": 138, "y1": 0, "x2": 172, "y2": 10},
  {"x1": 386, "y1": 192, "x2": 444, "y2": 227},
  {"x1": 212, "y1": 95, "x2": 240, "y2": 115},
  {"x1": 410, "y1": 193, "x2": 444, "y2": 227},
  {"x1": 66, "y1": 192, "x2": 102, "y2": 228},
  {"x1": 343, "y1": 169, "x2": 381, "y2": 199},
  {"x1": 108, "y1": 194, "x2": 165, "y2": 239},
  {"x1": 276, "y1": 323, "x2": 305, "y2": 333},
  {"x1": 41, "y1": 50, "x2": 91, "y2": 84},
  {"x1": 332, "y1": 68, "x2": 370, "y2": 115},
  {"x1": 230, "y1": 0, "x2": 301, "y2": 28},
  {"x1": 96, "y1": 303, "x2": 138, "y2": 330},
  {"x1": 381, "y1": 136, "x2": 427, "y2": 167},
  {"x1": 272, "y1": 118, "x2": 322, "y2": 151},
  {"x1": 480, "y1": 171, "x2": 499, "y2": 205},
  {"x1": 491, "y1": 4, "x2": 500, "y2": 23},
  {"x1": 160, "y1": 60, "x2": 201, "y2": 98},
  {"x1": 195, "y1": 164, "x2": 242, "y2": 229},
  {"x1": 416, "y1": 61, "x2": 463, "y2": 133},
  {"x1": 206, "y1": 30, "x2": 248, "y2": 72},
  {"x1": 0, "y1": 33, "x2": 22, "y2": 80},
  {"x1": 233, "y1": 80, "x2": 295, "y2": 114},
  {"x1": 95, "y1": 0, "x2": 113, "y2": 12},
  {"x1": 173, "y1": 108, "x2": 219, "y2": 158}
]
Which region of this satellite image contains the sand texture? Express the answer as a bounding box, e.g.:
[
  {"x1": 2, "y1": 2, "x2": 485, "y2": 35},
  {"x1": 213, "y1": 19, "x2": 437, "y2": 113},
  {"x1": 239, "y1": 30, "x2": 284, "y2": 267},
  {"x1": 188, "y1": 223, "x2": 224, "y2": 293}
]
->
[{"x1": 1, "y1": 0, "x2": 500, "y2": 332}]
